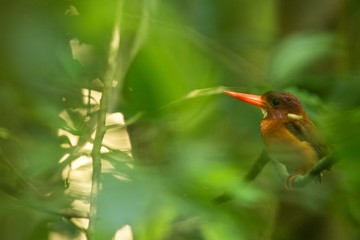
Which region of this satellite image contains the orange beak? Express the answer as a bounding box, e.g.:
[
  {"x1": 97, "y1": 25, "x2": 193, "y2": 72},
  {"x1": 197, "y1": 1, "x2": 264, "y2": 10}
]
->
[{"x1": 224, "y1": 91, "x2": 265, "y2": 108}]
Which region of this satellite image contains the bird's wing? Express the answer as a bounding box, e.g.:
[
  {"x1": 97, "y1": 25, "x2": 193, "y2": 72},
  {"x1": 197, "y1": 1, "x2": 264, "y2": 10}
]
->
[{"x1": 284, "y1": 120, "x2": 328, "y2": 160}]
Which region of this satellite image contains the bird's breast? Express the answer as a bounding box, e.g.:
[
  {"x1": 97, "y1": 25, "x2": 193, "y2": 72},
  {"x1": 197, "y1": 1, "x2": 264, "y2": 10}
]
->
[{"x1": 260, "y1": 119, "x2": 318, "y2": 173}]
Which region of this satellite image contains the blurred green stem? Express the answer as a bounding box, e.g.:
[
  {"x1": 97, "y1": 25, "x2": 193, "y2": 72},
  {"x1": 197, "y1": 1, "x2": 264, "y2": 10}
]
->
[
  {"x1": 0, "y1": 150, "x2": 43, "y2": 198},
  {"x1": 215, "y1": 150, "x2": 271, "y2": 204},
  {"x1": 87, "y1": 1, "x2": 123, "y2": 239},
  {"x1": 244, "y1": 150, "x2": 271, "y2": 182}
]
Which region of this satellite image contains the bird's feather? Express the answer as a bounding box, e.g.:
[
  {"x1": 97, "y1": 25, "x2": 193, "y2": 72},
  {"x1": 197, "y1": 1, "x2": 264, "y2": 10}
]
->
[{"x1": 284, "y1": 120, "x2": 328, "y2": 160}]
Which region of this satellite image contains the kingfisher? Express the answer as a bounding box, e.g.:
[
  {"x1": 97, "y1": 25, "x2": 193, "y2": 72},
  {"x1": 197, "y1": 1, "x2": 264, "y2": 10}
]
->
[{"x1": 225, "y1": 90, "x2": 328, "y2": 189}]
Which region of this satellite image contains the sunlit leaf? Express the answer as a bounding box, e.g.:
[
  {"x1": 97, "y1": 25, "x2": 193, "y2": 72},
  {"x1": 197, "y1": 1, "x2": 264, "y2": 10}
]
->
[
  {"x1": 0, "y1": 128, "x2": 10, "y2": 139},
  {"x1": 165, "y1": 86, "x2": 227, "y2": 107}
]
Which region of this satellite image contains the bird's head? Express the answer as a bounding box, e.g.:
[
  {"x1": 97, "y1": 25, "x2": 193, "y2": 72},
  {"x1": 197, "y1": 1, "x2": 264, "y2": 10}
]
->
[{"x1": 225, "y1": 90, "x2": 306, "y2": 120}]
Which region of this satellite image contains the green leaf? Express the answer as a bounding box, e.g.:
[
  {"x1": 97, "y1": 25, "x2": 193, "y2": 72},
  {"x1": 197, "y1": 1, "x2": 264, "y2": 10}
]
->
[
  {"x1": 102, "y1": 150, "x2": 133, "y2": 163},
  {"x1": 269, "y1": 32, "x2": 334, "y2": 86},
  {"x1": 0, "y1": 128, "x2": 10, "y2": 139}
]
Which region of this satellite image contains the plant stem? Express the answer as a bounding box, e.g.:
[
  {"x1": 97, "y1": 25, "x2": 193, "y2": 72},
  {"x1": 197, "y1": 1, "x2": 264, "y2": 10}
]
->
[
  {"x1": 244, "y1": 150, "x2": 271, "y2": 182},
  {"x1": 87, "y1": 1, "x2": 123, "y2": 239},
  {"x1": 272, "y1": 154, "x2": 337, "y2": 188},
  {"x1": 292, "y1": 154, "x2": 337, "y2": 187}
]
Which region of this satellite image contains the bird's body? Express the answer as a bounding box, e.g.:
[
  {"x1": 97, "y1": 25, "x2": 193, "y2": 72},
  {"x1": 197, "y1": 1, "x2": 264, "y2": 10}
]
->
[
  {"x1": 225, "y1": 90, "x2": 328, "y2": 188},
  {"x1": 261, "y1": 113, "x2": 319, "y2": 176}
]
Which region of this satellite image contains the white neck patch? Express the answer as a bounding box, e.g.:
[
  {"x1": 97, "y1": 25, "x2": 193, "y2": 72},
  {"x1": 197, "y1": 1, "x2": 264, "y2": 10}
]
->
[
  {"x1": 287, "y1": 113, "x2": 303, "y2": 120},
  {"x1": 261, "y1": 108, "x2": 267, "y2": 118}
]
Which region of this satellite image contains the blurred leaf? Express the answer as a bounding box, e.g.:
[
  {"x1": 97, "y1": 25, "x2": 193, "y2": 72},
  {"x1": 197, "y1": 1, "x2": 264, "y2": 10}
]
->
[
  {"x1": 165, "y1": 86, "x2": 227, "y2": 107},
  {"x1": 201, "y1": 217, "x2": 246, "y2": 240},
  {"x1": 102, "y1": 150, "x2": 133, "y2": 163},
  {"x1": 269, "y1": 32, "x2": 334, "y2": 86},
  {"x1": 1, "y1": 0, "x2": 360, "y2": 239},
  {"x1": 0, "y1": 128, "x2": 10, "y2": 139},
  {"x1": 102, "y1": 150, "x2": 133, "y2": 174},
  {"x1": 136, "y1": 202, "x2": 177, "y2": 240}
]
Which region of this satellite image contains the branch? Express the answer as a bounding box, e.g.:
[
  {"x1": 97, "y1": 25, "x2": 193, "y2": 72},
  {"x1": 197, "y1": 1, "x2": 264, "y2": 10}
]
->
[
  {"x1": 18, "y1": 197, "x2": 88, "y2": 233},
  {"x1": 244, "y1": 150, "x2": 271, "y2": 182},
  {"x1": 215, "y1": 150, "x2": 337, "y2": 204},
  {"x1": 87, "y1": 1, "x2": 123, "y2": 239},
  {"x1": 292, "y1": 155, "x2": 336, "y2": 187},
  {"x1": 214, "y1": 150, "x2": 271, "y2": 204},
  {"x1": 272, "y1": 154, "x2": 337, "y2": 188},
  {"x1": 0, "y1": 151, "x2": 44, "y2": 198},
  {"x1": 21, "y1": 199, "x2": 89, "y2": 219},
  {"x1": 1, "y1": 187, "x2": 88, "y2": 220}
]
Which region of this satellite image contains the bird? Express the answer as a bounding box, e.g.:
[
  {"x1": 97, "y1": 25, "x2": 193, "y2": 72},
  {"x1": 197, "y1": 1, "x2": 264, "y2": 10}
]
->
[{"x1": 224, "y1": 90, "x2": 328, "y2": 189}]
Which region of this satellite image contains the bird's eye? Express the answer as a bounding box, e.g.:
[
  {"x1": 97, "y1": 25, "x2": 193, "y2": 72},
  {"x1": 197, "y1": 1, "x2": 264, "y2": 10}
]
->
[{"x1": 271, "y1": 99, "x2": 280, "y2": 106}]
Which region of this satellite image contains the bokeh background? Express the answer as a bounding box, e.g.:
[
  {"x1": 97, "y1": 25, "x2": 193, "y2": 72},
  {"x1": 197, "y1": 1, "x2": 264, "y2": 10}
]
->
[{"x1": 0, "y1": 0, "x2": 360, "y2": 239}]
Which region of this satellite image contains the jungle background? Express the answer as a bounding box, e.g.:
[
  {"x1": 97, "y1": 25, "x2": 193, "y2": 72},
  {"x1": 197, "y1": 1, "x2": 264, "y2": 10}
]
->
[{"x1": 1, "y1": 0, "x2": 360, "y2": 239}]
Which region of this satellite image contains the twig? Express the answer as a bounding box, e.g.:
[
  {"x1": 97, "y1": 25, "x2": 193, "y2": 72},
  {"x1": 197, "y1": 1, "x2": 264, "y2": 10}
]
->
[
  {"x1": 105, "y1": 112, "x2": 144, "y2": 130},
  {"x1": 118, "y1": 1, "x2": 151, "y2": 81},
  {"x1": 244, "y1": 150, "x2": 271, "y2": 182},
  {"x1": 215, "y1": 150, "x2": 337, "y2": 204},
  {"x1": 87, "y1": 1, "x2": 123, "y2": 239},
  {"x1": 28, "y1": 202, "x2": 89, "y2": 219},
  {"x1": 271, "y1": 154, "x2": 336, "y2": 187},
  {"x1": 1, "y1": 189, "x2": 89, "y2": 219},
  {"x1": 292, "y1": 155, "x2": 337, "y2": 187},
  {"x1": 214, "y1": 150, "x2": 270, "y2": 204},
  {"x1": 184, "y1": 27, "x2": 264, "y2": 81},
  {"x1": 0, "y1": 151, "x2": 44, "y2": 198}
]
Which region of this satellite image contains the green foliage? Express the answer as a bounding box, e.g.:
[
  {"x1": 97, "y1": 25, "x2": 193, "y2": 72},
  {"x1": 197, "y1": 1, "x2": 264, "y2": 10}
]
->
[
  {"x1": 1, "y1": 0, "x2": 360, "y2": 240},
  {"x1": 268, "y1": 32, "x2": 335, "y2": 87}
]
